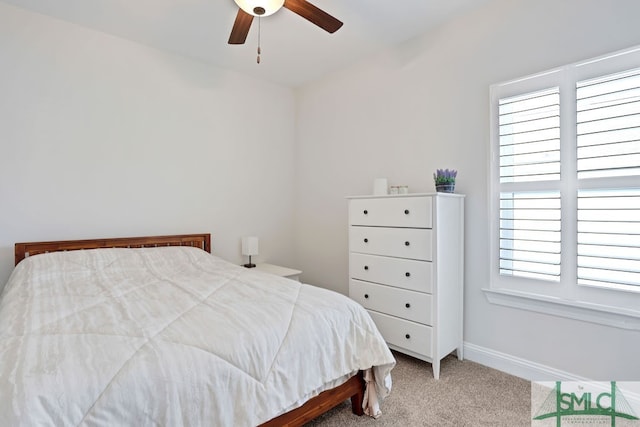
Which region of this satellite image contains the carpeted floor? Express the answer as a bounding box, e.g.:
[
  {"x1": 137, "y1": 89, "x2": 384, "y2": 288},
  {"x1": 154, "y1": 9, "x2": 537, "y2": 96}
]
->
[{"x1": 306, "y1": 352, "x2": 531, "y2": 426}]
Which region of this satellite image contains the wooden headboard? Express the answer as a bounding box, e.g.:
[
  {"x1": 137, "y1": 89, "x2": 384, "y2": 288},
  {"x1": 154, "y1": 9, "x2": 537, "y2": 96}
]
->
[{"x1": 14, "y1": 233, "x2": 211, "y2": 266}]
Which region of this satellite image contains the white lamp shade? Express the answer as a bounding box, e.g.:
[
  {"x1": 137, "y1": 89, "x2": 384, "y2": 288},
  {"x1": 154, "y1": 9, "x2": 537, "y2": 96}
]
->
[
  {"x1": 234, "y1": 0, "x2": 285, "y2": 16},
  {"x1": 241, "y1": 236, "x2": 259, "y2": 256}
]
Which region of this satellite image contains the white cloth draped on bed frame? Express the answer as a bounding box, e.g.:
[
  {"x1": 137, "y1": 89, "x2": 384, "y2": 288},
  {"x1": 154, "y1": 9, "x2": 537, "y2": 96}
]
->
[{"x1": 0, "y1": 246, "x2": 395, "y2": 426}]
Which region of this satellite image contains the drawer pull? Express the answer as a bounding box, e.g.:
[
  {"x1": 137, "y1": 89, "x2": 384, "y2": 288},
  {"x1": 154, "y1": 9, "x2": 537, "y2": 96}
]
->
[
  {"x1": 405, "y1": 272, "x2": 411, "y2": 277},
  {"x1": 364, "y1": 238, "x2": 369, "y2": 243},
  {"x1": 405, "y1": 334, "x2": 411, "y2": 340},
  {"x1": 404, "y1": 209, "x2": 410, "y2": 215},
  {"x1": 364, "y1": 294, "x2": 369, "y2": 299},
  {"x1": 363, "y1": 210, "x2": 368, "y2": 215},
  {"x1": 404, "y1": 241, "x2": 410, "y2": 246},
  {"x1": 364, "y1": 265, "x2": 369, "y2": 270},
  {"x1": 405, "y1": 303, "x2": 411, "y2": 308}
]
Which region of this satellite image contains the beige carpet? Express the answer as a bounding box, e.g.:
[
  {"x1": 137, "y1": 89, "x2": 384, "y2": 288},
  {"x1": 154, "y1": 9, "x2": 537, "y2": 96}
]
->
[{"x1": 306, "y1": 352, "x2": 531, "y2": 426}]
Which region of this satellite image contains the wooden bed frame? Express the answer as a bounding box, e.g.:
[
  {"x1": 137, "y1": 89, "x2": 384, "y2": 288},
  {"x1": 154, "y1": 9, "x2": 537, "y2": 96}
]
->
[
  {"x1": 14, "y1": 233, "x2": 212, "y2": 266},
  {"x1": 13, "y1": 233, "x2": 365, "y2": 426}
]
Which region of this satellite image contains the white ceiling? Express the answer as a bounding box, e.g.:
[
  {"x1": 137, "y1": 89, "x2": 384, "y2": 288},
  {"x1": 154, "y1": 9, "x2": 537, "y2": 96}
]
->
[{"x1": 2, "y1": 0, "x2": 491, "y2": 87}]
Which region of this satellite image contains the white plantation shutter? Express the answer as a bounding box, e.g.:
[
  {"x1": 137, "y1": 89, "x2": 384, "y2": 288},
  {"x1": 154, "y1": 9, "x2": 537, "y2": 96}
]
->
[
  {"x1": 499, "y1": 191, "x2": 561, "y2": 281},
  {"x1": 489, "y1": 46, "x2": 640, "y2": 327},
  {"x1": 577, "y1": 189, "x2": 640, "y2": 291},
  {"x1": 576, "y1": 67, "x2": 640, "y2": 291},
  {"x1": 498, "y1": 88, "x2": 561, "y2": 281},
  {"x1": 576, "y1": 68, "x2": 640, "y2": 179},
  {"x1": 499, "y1": 88, "x2": 561, "y2": 183}
]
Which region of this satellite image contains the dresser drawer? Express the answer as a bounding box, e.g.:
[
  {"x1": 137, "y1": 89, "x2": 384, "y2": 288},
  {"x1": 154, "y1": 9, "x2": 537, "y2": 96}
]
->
[
  {"x1": 350, "y1": 279, "x2": 432, "y2": 325},
  {"x1": 349, "y1": 197, "x2": 432, "y2": 228},
  {"x1": 349, "y1": 253, "x2": 433, "y2": 293},
  {"x1": 349, "y1": 226, "x2": 432, "y2": 261},
  {"x1": 367, "y1": 311, "x2": 433, "y2": 357}
]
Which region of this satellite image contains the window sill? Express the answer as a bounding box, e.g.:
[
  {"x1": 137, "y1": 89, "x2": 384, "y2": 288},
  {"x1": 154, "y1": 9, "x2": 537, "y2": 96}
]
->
[{"x1": 482, "y1": 288, "x2": 640, "y2": 330}]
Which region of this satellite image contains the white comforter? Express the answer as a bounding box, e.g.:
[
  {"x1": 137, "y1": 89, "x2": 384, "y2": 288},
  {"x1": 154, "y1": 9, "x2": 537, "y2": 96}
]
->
[{"x1": 0, "y1": 247, "x2": 395, "y2": 426}]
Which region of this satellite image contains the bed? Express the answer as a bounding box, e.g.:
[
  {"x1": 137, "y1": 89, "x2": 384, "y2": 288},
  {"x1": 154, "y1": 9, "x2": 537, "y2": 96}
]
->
[{"x1": 0, "y1": 233, "x2": 395, "y2": 426}]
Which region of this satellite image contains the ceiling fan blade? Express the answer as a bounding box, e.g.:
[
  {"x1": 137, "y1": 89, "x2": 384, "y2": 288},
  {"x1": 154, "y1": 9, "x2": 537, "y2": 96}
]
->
[
  {"x1": 228, "y1": 8, "x2": 254, "y2": 44},
  {"x1": 283, "y1": 0, "x2": 343, "y2": 34}
]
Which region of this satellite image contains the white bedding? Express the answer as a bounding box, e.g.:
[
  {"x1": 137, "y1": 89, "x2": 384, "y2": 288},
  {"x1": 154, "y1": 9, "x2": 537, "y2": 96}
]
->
[{"x1": 0, "y1": 246, "x2": 395, "y2": 426}]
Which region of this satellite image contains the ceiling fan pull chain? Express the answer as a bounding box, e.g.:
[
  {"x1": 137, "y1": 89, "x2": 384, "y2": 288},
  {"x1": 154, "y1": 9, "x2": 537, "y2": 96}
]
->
[{"x1": 257, "y1": 16, "x2": 261, "y2": 64}]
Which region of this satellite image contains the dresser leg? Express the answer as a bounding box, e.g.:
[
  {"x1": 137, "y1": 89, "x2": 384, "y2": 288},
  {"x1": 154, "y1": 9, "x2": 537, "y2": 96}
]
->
[
  {"x1": 432, "y1": 359, "x2": 440, "y2": 380},
  {"x1": 457, "y1": 346, "x2": 464, "y2": 361}
]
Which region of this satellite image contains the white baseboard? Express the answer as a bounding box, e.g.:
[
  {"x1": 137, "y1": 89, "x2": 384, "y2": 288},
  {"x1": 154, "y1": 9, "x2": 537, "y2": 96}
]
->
[
  {"x1": 463, "y1": 342, "x2": 588, "y2": 381},
  {"x1": 463, "y1": 343, "x2": 640, "y2": 412}
]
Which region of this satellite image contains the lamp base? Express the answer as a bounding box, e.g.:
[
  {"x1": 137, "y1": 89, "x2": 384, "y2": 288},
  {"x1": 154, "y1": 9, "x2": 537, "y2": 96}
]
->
[{"x1": 243, "y1": 263, "x2": 256, "y2": 268}]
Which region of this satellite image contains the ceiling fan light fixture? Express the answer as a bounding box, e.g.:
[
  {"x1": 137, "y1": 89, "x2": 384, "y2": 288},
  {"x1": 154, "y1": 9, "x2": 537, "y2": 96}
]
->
[{"x1": 233, "y1": 0, "x2": 285, "y2": 17}]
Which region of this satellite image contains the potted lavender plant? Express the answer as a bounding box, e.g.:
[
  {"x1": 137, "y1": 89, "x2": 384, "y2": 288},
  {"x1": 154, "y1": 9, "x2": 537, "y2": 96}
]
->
[{"x1": 433, "y1": 169, "x2": 457, "y2": 193}]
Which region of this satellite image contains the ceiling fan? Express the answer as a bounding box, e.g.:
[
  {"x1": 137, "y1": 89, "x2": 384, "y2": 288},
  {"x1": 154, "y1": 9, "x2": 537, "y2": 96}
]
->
[{"x1": 228, "y1": 0, "x2": 343, "y2": 45}]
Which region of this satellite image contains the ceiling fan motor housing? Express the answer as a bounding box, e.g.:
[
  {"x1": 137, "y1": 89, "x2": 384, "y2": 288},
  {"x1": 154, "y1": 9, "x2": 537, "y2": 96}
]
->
[{"x1": 234, "y1": 0, "x2": 285, "y2": 17}]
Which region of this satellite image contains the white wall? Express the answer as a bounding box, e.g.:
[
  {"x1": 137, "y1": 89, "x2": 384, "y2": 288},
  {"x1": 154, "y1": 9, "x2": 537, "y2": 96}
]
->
[
  {"x1": 0, "y1": 3, "x2": 296, "y2": 289},
  {"x1": 294, "y1": 0, "x2": 640, "y2": 380}
]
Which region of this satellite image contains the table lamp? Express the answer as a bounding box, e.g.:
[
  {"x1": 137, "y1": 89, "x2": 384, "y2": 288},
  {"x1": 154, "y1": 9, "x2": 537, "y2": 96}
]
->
[{"x1": 242, "y1": 236, "x2": 259, "y2": 268}]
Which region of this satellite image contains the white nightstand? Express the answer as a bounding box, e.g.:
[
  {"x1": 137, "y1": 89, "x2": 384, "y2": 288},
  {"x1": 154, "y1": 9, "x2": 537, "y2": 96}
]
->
[{"x1": 254, "y1": 263, "x2": 302, "y2": 281}]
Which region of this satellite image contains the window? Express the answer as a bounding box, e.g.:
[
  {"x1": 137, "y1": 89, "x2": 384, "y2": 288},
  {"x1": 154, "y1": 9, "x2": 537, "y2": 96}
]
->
[
  {"x1": 498, "y1": 87, "x2": 562, "y2": 282},
  {"x1": 487, "y1": 46, "x2": 640, "y2": 329}
]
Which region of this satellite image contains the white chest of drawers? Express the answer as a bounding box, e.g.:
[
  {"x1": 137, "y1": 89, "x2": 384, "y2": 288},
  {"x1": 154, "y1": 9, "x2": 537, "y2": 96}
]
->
[{"x1": 347, "y1": 193, "x2": 465, "y2": 379}]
